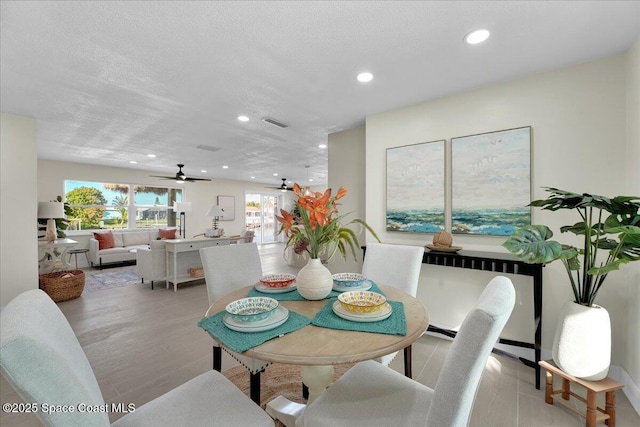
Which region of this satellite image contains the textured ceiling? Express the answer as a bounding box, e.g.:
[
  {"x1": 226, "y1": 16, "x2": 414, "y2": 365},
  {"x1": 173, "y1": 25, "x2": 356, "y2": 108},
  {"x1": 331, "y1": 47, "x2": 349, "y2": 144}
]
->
[{"x1": 1, "y1": 1, "x2": 639, "y2": 186}]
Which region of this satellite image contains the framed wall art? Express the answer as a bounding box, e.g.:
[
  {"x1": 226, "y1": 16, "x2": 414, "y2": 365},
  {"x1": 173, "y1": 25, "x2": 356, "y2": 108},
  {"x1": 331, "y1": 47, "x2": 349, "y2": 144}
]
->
[
  {"x1": 451, "y1": 126, "x2": 531, "y2": 236},
  {"x1": 217, "y1": 195, "x2": 235, "y2": 221},
  {"x1": 386, "y1": 140, "x2": 445, "y2": 233}
]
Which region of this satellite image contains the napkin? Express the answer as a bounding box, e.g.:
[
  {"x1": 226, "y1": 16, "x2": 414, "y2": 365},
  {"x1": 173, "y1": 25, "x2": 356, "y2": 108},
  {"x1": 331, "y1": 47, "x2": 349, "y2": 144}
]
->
[
  {"x1": 312, "y1": 298, "x2": 406, "y2": 335},
  {"x1": 198, "y1": 310, "x2": 312, "y2": 353}
]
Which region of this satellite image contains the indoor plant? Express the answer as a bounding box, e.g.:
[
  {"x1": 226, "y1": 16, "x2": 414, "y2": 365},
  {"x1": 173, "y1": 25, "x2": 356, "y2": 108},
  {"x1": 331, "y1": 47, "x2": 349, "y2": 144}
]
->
[
  {"x1": 503, "y1": 187, "x2": 640, "y2": 379},
  {"x1": 276, "y1": 183, "x2": 379, "y2": 300}
]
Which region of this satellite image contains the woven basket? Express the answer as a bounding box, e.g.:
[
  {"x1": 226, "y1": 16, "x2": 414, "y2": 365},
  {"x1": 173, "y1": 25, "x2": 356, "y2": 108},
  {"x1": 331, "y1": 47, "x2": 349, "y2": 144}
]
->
[
  {"x1": 189, "y1": 267, "x2": 204, "y2": 278},
  {"x1": 39, "y1": 270, "x2": 85, "y2": 302}
]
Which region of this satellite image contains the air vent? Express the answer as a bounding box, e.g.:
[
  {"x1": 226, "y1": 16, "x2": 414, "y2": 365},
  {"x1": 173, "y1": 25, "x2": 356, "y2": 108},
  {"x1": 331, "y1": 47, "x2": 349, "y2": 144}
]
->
[
  {"x1": 196, "y1": 145, "x2": 222, "y2": 152},
  {"x1": 262, "y1": 117, "x2": 288, "y2": 129}
]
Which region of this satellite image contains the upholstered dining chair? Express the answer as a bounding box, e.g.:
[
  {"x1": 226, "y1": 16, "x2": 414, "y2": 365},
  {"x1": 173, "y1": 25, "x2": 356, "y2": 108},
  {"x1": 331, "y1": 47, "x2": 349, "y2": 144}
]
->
[
  {"x1": 0, "y1": 289, "x2": 274, "y2": 427},
  {"x1": 362, "y1": 242, "x2": 424, "y2": 377},
  {"x1": 298, "y1": 276, "x2": 516, "y2": 427},
  {"x1": 200, "y1": 242, "x2": 269, "y2": 404}
]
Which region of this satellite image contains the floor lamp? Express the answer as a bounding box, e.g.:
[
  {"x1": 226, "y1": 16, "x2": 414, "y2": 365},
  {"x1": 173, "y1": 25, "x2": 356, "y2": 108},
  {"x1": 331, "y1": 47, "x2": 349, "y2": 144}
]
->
[{"x1": 173, "y1": 201, "x2": 192, "y2": 238}]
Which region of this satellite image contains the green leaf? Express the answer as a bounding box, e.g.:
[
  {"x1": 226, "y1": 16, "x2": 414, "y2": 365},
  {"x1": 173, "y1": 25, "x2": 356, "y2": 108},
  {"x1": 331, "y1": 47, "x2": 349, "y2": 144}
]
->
[{"x1": 502, "y1": 225, "x2": 575, "y2": 264}]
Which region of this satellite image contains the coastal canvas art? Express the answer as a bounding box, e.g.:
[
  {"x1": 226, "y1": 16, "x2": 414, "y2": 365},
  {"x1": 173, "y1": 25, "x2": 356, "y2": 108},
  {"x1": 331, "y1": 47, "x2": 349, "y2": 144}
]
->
[
  {"x1": 451, "y1": 126, "x2": 531, "y2": 236},
  {"x1": 386, "y1": 140, "x2": 445, "y2": 233}
]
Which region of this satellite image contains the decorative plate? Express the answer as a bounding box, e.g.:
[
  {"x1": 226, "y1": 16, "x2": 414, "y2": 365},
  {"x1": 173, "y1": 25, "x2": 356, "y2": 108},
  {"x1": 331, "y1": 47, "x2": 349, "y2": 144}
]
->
[
  {"x1": 338, "y1": 291, "x2": 387, "y2": 314},
  {"x1": 424, "y1": 244, "x2": 463, "y2": 253},
  {"x1": 332, "y1": 301, "x2": 392, "y2": 323},
  {"x1": 255, "y1": 281, "x2": 297, "y2": 294},
  {"x1": 224, "y1": 306, "x2": 289, "y2": 333},
  {"x1": 332, "y1": 280, "x2": 372, "y2": 293},
  {"x1": 225, "y1": 297, "x2": 279, "y2": 323},
  {"x1": 332, "y1": 273, "x2": 367, "y2": 288},
  {"x1": 260, "y1": 274, "x2": 297, "y2": 288}
]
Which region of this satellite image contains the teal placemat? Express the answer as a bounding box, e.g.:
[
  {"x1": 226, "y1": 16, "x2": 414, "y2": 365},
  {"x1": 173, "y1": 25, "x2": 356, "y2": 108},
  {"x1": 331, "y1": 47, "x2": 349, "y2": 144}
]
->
[
  {"x1": 312, "y1": 298, "x2": 406, "y2": 335},
  {"x1": 246, "y1": 281, "x2": 386, "y2": 301},
  {"x1": 198, "y1": 310, "x2": 312, "y2": 353}
]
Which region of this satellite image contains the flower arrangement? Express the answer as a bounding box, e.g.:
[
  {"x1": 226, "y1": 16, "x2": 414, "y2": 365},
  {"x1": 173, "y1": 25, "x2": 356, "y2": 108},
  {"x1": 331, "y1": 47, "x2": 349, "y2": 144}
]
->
[{"x1": 276, "y1": 183, "x2": 379, "y2": 262}]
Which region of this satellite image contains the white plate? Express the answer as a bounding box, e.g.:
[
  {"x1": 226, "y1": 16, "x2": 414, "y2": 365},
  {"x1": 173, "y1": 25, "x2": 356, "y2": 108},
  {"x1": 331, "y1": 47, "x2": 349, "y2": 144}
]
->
[
  {"x1": 332, "y1": 300, "x2": 393, "y2": 323},
  {"x1": 332, "y1": 280, "x2": 373, "y2": 293},
  {"x1": 224, "y1": 305, "x2": 289, "y2": 332},
  {"x1": 254, "y1": 281, "x2": 297, "y2": 293}
]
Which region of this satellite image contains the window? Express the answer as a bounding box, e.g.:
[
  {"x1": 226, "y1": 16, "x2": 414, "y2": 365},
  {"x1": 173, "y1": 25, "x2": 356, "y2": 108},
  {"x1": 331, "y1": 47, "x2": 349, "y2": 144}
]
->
[{"x1": 64, "y1": 181, "x2": 182, "y2": 230}]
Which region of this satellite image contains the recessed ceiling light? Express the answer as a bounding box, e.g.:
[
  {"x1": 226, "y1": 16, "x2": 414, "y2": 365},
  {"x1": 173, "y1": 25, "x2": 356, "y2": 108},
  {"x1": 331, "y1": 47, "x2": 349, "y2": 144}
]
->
[
  {"x1": 237, "y1": 115, "x2": 249, "y2": 122},
  {"x1": 147, "y1": 154, "x2": 156, "y2": 158},
  {"x1": 201, "y1": 169, "x2": 207, "y2": 173},
  {"x1": 318, "y1": 144, "x2": 327, "y2": 149},
  {"x1": 464, "y1": 29, "x2": 490, "y2": 45},
  {"x1": 251, "y1": 176, "x2": 255, "y2": 179},
  {"x1": 357, "y1": 72, "x2": 373, "y2": 83},
  {"x1": 129, "y1": 160, "x2": 137, "y2": 164},
  {"x1": 309, "y1": 179, "x2": 313, "y2": 182},
  {"x1": 273, "y1": 173, "x2": 278, "y2": 176},
  {"x1": 222, "y1": 165, "x2": 229, "y2": 169}
]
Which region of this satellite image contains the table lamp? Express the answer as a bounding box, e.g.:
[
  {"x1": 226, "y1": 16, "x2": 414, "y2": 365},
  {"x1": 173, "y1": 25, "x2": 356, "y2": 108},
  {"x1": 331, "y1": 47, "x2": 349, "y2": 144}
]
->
[
  {"x1": 173, "y1": 201, "x2": 192, "y2": 238},
  {"x1": 38, "y1": 201, "x2": 64, "y2": 243},
  {"x1": 207, "y1": 205, "x2": 225, "y2": 236}
]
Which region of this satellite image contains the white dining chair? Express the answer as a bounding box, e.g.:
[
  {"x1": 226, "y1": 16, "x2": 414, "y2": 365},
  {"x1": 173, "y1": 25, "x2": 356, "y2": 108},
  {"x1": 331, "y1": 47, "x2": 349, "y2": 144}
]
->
[
  {"x1": 362, "y1": 242, "x2": 424, "y2": 377},
  {"x1": 0, "y1": 289, "x2": 274, "y2": 427},
  {"x1": 200, "y1": 242, "x2": 270, "y2": 404},
  {"x1": 298, "y1": 276, "x2": 516, "y2": 427}
]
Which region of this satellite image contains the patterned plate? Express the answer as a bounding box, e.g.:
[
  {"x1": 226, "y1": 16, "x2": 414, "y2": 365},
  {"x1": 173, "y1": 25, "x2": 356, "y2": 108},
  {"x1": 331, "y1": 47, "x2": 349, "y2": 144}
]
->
[{"x1": 332, "y1": 301, "x2": 392, "y2": 323}]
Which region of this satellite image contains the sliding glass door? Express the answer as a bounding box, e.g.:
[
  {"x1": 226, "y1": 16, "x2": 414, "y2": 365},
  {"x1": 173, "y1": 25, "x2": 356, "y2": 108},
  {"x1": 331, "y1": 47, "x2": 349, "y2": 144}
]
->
[{"x1": 245, "y1": 193, "x2": 281, "y2": 244}]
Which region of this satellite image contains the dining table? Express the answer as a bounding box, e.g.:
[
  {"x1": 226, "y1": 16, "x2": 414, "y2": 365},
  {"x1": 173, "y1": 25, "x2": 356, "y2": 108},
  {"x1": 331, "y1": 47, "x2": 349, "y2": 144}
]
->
[{"x1": 201, "y1": 283, "x2": 429, "y2": 426}]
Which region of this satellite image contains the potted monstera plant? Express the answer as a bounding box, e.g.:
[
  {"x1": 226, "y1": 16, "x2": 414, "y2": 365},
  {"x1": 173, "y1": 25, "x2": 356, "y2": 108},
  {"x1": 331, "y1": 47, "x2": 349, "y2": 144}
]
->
[{"x1": 503, "y1": 187, "x2": 640, "y2": 380}]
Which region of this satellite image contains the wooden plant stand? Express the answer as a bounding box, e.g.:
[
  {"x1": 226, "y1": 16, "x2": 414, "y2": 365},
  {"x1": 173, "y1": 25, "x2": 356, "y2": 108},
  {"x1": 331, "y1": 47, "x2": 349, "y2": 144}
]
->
[{"x1": 540, "y1": 360, "x2": 624, "y2": 427}]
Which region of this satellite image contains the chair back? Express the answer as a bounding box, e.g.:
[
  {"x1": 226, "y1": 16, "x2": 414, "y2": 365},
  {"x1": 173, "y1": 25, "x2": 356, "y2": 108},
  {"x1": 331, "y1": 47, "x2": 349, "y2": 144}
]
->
[
  {"x1": 200, "y1": 243, "x2": 263, "y2": 305},
  {"x1": 362, "y1": 243, "x2": 424, "y2": 296},
  {"x1": 426, "y1": 276, "x2": 516, "y2": 427},
  {"x1": 0, "y1": 290, "x2": 110, "y2": 427}
]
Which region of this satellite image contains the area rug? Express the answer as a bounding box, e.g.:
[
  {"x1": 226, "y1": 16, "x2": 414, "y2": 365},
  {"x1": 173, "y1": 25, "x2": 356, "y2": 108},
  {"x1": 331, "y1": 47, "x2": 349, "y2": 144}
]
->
[
  {"x1": 83, "y1": 265, "x2": 142, "y2": 292},
  {"x1": 223, "y1": 363, "x2": 353, "y2": 425}
]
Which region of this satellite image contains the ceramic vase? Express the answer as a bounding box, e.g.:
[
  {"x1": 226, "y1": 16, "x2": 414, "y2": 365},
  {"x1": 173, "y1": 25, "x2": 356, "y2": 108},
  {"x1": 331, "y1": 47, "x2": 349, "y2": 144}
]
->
[
  {"x1": 296, "y1": 258, "x2": 333, "y2": 300},
  {"x1": 552, "y1": 301, "x2": 611, "y2": 381}
]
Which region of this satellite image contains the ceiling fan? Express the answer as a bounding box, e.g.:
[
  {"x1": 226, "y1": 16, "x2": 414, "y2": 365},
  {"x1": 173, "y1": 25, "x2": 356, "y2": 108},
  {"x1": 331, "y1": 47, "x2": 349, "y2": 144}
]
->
[
  {"x1": 266, "y1": 178, "x2": 294, "y2": 192},
  {"x1": 150, "y1": 164, "x2": 211, "y2": 183}
]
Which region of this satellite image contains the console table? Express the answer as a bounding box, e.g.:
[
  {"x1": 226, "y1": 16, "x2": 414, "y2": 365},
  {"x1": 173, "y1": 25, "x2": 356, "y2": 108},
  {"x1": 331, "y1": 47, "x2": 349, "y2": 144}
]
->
[
  {"x1": 165, "y1": 237, "x2": 231, "y2": 292},
  {"x1": 362, "y1": 246, "x2": 544, "y2": 389}
]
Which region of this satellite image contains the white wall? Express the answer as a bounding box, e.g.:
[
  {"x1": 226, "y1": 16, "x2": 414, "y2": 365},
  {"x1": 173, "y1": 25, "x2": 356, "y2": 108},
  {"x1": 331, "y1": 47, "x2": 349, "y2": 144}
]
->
[
  {"x1": 328, "y1": 126, "x2": 366, "y2": 273},
  {"x1": 625, "y1": 35, "x2": 640, "y2": 401},
  {"x1": 1, "y1": 113, "x2": 38, "y2": 307},
  {"x1": 38, "y1": 159, "x2": 296, "y2": 261}
]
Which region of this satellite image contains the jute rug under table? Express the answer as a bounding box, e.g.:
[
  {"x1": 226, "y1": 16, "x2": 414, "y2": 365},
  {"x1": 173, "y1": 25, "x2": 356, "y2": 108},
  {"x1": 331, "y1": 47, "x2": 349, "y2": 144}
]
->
[{"x1": 223, "y1": 363, "x2": 354, "y2": 426}]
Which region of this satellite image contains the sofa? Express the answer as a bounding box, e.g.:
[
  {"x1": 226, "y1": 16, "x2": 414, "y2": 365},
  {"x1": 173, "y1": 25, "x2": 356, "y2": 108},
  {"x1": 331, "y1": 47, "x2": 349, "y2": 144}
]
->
[{"x1": 89, "y1": 228, "x2": 176, "y2": 268}]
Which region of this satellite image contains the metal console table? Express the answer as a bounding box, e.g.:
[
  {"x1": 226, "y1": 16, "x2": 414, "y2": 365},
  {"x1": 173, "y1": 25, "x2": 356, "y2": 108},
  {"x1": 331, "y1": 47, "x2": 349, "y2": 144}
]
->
[{"x1": 363, "y1": 246, "x2": 544, "y2": 389}]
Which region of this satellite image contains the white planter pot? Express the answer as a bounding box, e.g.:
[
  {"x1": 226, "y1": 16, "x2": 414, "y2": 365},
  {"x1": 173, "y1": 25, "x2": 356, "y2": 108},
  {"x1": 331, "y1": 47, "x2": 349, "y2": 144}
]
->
[
  {"x1": 296, "y1": 258, "x2": 333, "y2": 300},
  {"x1": 552, "y1": 301, "x2": 611, "y2": 381}
]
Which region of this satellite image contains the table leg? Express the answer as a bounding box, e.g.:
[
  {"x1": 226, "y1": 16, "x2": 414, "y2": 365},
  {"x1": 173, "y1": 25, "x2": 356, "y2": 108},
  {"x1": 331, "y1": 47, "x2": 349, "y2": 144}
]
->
[
  {"x1": 586, "y1": 389, "x2": 597, "y2": 427},
  {"x1": 605, "y1": 390, "x2": 616, "y2": 426},
  {"x1": 300, "y1": 365, "x2": 333, "y2": 404}
]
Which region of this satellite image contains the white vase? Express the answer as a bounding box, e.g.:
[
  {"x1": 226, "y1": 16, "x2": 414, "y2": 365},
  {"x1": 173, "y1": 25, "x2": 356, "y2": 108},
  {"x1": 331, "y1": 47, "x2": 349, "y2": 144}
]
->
[
  {"x1": 296, "y1": 258, "x2": 333, "y2": 300},
  {"x1": 552, "y1": 301, "x2": 611, "y2": 381}
]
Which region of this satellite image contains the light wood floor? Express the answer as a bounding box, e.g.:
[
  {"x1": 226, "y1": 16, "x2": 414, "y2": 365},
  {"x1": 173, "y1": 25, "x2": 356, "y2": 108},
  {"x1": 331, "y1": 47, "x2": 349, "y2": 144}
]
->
[{"x1": 2, "y1": 243, "x2": 638, "y2": 426}]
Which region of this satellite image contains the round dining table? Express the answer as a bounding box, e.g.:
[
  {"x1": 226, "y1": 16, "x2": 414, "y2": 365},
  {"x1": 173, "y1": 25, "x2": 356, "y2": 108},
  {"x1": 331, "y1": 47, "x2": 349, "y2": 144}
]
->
[{"x1": 205, "y1": 284, "x2": 429, "y2": 414}]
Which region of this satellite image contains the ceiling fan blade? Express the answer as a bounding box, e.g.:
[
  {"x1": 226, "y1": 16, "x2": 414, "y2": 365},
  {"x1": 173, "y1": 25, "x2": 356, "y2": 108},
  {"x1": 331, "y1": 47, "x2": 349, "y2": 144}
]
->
[
  {"x1": 184, "y1": 177, "x2": 212, "y2": 182},
  {"x1": 150, "y1": 175, "x2": 175, "y2": 180}
]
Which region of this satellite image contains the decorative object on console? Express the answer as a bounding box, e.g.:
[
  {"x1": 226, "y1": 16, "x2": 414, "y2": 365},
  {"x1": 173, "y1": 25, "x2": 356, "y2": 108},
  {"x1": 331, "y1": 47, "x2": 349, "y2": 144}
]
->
[
  {"x1": 386, "y1": 140, "x2": 445, "y2": 233},
  {"x1": 173, "y1": 201, "x2": 192, "y2": 238},
  {"x1": 276, "y1": 183, "x2": 379, "y2": 300},
  {"x1": 503, "y1": 187, "x2": 640, "y2": 380},
  {"x1": 425, "y1": 231, "x2": 463, "y2": 253},
  {"x1": 207, "y1": 205, "x2": 225, "y2": 236},
  {"x1": 38, "y1": 201, "x2": 64, "y2": 243},
  {"x1": 452, "y1": 126, "x2": 531, "y2": 236}
]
